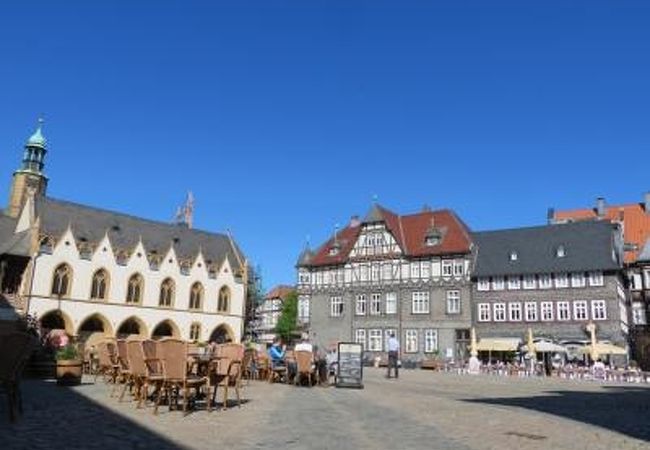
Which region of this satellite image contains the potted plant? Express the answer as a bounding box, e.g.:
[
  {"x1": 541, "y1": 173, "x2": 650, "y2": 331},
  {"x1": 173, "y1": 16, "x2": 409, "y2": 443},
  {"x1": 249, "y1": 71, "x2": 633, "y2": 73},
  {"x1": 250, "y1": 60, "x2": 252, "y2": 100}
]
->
[{"x1": 55, "y1": 344, "x2": 83, "y2": 386}]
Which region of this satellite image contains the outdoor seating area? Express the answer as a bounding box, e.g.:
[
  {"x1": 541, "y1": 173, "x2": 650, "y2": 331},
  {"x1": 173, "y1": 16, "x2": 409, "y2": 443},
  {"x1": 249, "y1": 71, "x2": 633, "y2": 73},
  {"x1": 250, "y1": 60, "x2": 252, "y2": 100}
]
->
[{"x1": 93, "y1": 337, "x2": 246, "y2": 416}]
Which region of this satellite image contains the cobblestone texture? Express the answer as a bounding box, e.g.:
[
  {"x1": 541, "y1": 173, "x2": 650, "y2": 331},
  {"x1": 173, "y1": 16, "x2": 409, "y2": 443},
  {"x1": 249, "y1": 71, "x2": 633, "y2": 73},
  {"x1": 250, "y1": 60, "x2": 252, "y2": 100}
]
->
[{"x1": 1, "y1": 370, "x2": 649, "y2": 450}]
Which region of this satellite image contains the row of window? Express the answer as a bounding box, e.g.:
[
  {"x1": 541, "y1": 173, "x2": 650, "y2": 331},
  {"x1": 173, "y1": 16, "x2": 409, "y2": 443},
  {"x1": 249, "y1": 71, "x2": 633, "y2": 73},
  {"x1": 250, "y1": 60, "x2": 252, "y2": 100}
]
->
[
  {"x1": 477, "y1": 272, "x2": 604, "y2": 292},
  {"x1": 303, "y1": 259, "x2": 466, "y2": 286},
  {"x1": 355, "y1": 328, "x2": 439, "y2": 353},
  {"x1": 476, "y1": 300, "x2": 607, "y2": 323},
  {"x1": 51, "y1": 264, "x2": 231, "y2": 313},
  {"x1": 330, "y1": 290, "x2": 462, "y2": 317}
]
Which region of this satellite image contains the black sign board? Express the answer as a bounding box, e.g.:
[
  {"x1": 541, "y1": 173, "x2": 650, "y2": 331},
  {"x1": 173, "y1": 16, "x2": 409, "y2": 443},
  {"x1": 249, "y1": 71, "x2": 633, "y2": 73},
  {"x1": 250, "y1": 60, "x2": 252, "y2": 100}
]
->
[{"x1": 336, "y1": 342, "x2": 364, "y2": 389}]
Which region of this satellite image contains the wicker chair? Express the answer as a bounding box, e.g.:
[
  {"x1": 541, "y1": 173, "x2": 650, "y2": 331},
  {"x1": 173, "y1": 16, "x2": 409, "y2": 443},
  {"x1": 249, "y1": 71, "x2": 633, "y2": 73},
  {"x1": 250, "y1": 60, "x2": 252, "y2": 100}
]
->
[
  {"x1": 208, "y1": 343, "x2": 244, "y2": 411},
  {"x1": 0, "y1": 332, "x2": 35, "y2": 422},
  {"x1": 154, "y1": 338, "x2": 207, "y2": 416},
  {"x1": 294, "y1": 350, "x2": 316, "y2": 387},
  {"x1": 113, "y1": 339, "x2": 133, "y2": 401},
  {"x1": 94, "y1": 340, "x2": 119, "y2": 384}
]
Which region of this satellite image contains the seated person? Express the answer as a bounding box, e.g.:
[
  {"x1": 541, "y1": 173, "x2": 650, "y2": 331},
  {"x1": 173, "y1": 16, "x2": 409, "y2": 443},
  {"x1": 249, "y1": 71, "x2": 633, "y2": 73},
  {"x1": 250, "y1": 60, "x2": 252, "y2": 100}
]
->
[
  {"x1": 268, "y1": 338, "x2": 286, "y2": 368},
  {"x1": 295, "y1": 336, "x2": 313, "y2": 353}
]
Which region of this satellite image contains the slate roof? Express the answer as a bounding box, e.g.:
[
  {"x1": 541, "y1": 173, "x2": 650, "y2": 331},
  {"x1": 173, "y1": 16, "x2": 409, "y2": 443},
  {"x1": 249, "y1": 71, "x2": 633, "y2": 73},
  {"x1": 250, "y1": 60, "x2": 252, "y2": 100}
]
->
[
  {"x1": 34, "y1": 197, "x2": 244, "y2": 271},
  {"x1": 472, "y1": 220, "x2": 622, "y2": 277},
  {"x1": 303, "y1": 204, "x2": 473, "y2": 268},
  {"x1": 0, "y1": 214, "x2": 17, "y2": 246}
]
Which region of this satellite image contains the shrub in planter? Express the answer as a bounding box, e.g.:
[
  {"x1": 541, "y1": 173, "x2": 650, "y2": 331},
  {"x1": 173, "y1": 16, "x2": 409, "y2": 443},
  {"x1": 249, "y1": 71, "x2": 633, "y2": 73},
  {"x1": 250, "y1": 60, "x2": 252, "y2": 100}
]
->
[{"x1": 55, "y1": 344, "x2": 82, "y2": 386}]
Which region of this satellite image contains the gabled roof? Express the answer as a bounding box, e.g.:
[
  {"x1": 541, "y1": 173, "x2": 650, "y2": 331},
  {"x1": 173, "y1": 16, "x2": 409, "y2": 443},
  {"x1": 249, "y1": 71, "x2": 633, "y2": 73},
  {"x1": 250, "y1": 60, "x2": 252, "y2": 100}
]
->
[
  {"x1": 472, "y1": 220, "x2": 621, "y2": 277},
  {"x1": 304, "y1": 204, "x2": 472, "y2": 267},
  {"x1": 265, "y1": 285, "x2": 295, "y2": 301},
  {"x1": 553, "y1": 202, "x2": 650, "y2": 263},
  {"x1": 296, "y1": 247, "x2": 314, "y2": 267},
  {"x1": 0, "y1": 214, "x2": 17, "y2": 244},
  {"x1": 34, "y1": 196, "x2": 244, "y2": 272}
]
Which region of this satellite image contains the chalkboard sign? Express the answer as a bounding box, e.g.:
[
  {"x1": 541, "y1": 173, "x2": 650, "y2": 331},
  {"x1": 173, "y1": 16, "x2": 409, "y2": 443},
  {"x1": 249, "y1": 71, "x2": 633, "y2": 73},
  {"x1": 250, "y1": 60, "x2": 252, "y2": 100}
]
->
[{"x1": 336, "y1": 342, "x2": 364, "y2": 389}]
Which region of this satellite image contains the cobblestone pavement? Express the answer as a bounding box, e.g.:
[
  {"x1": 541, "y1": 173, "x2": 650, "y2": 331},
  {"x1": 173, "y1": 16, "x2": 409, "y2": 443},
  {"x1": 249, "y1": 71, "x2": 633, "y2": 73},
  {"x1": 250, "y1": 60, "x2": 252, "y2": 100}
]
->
[{"x1": 1, "y1": 369, "x2": 649, "y2": 450}]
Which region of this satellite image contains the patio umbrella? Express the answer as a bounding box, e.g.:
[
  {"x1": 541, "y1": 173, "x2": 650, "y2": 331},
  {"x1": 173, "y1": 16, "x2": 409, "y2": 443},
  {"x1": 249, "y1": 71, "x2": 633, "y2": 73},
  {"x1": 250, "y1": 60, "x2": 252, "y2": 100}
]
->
[
  {"x1": 521, "y1": 341, "x2": 566, "y2": 353},
  {"x1": 585, "y1": 322, "x2": 598, "y2": 360},
  {"x1": 525, "y1": 328, "x2": 536, "y2": 358},
  {"x1": 579, "y1": 342, "x2": 627, "y2": 356},
  {"x1": 469, "y1": 327, "x2": 478, "y2": 357}
]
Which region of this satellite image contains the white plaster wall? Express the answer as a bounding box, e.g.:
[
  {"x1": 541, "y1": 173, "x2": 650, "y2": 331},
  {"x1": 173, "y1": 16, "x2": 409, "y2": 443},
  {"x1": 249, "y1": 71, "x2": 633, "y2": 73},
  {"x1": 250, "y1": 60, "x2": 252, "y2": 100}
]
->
[{"x1": 27, "y1": 228, "x2": 245, "y2": 341}]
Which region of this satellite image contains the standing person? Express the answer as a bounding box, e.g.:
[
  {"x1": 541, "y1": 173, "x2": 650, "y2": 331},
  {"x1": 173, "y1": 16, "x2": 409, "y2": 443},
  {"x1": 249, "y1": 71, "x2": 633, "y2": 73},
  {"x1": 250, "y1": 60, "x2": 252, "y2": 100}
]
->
[{"x1": 386, "y1": 332, "x2": 400, "y2": 379}]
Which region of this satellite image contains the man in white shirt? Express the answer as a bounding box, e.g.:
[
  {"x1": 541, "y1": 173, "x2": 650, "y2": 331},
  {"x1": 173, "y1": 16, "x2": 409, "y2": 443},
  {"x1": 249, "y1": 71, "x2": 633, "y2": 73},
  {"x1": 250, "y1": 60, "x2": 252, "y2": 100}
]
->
[{"x1": 386, "y1": 333, "x2": 400, "y2": 379}]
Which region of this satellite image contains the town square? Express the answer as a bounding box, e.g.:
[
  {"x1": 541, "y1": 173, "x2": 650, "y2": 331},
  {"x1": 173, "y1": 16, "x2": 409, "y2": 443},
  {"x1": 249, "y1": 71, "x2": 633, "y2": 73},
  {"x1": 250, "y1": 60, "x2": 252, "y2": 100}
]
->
[{"x1": 1, "y1": 2, "x2": 650, "y2": 450}]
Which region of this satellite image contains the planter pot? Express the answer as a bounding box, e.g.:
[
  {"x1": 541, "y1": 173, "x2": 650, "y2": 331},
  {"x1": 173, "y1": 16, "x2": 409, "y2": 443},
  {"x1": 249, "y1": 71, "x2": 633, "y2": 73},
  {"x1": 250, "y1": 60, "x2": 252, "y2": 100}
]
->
[{"x1": 56, "y1": 359, "x2": 83, "y2": 386}]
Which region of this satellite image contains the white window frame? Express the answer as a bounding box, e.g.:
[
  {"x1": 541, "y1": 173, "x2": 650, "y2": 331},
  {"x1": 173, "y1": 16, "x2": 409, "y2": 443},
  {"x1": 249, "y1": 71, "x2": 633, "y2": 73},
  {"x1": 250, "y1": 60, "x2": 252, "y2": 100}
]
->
[
  {"x1": 478, "y1": 303, "x2": 490, "y2": 322},
  {"x1": 453, "y1": 260, "x2": 464, "y2": 277},
  {"x1": 355, "y1": 294, "x2": 366, "y2": 315},
  {"x1": 524, "y1": 302, "x2": 538, "y2": 322},
  {"x1": 330, "y1": 296, "x2": 343, "y2": 317},
  {"x1": 507, "y1": 276, "x2": 521, "y2": 290},
  {"x1": 492, "y1": 276, "x2": 505, "y2": 291},
  {"x1": 446, "y1": 290, "x2": 461, "y2": 314},
  {"x1": 412, "y1": 291, "x2": 430, "y2": 314},
  {"x1": 424, "y1": 329, "x2": 438, "y2": 353},
  {"x1": 442, "y1": 260, "x2": 453, "y2": 277},
  {"x1": 573, "y1": 300, "x2": 588, "y2": 321},
  {"x1": 523, "y1": 275, "x2": 536, "y2": 290},
  {"x1": 370, "y1": 293, "x2": 381, "y2": 315},
  {"x1": 355, "y1": 329, "x2": 366, "y2": 348},
  {"x1": 632, "y1": 302, "x2": 647, "y2": 325},
  {"x1": 298, "y1": 295, "x2": 310, "y2": 323},
  {"x1": 631, "y1": 273, "x2": 643, "y2": 291},
  {"x1": 538, "y1": 274, "x2": 552, "y2": 289},
  {"x1": 541, "y1": 302, "x2": 554, "y2": 321},
  {"x1": 405, "y1": 329, "x2": 418, "y2": 353},
  {"x1": 493, "y1": 303, "x2": 506, "y2": 322},
  {"x1": 368, "y1": 329, "x2": 383, "y2": 351},
  {"x1": 410, "y1": 262, "x2": 421, "y2": 279},
  {"x1": 385, "y1": 292, "x2": 397, "y2": 315},
  {"x1": 557, "y1": 301, "x2": 570, "y2": 321},
  {"x1": 588, "y1": 271, "x2": 604, "y2": 287},
  {"x1": 591, "y1": 300, "x2": 607, "y2": 321},
  {"x1": 571, "y1": 272, "x2": 586, "y2": 288},
  {"x1": 477, "y1": 277, "x2": 491, "y2": 291},
  {"x1": 555, "y1": 273, "x2": 569, "y2": 289},
  {"x1": 508, "y1": 302, "x2": 522, "y2": 322},
  {"x1": 421, "y1": 262, "x2": 431, "y2": 279}
]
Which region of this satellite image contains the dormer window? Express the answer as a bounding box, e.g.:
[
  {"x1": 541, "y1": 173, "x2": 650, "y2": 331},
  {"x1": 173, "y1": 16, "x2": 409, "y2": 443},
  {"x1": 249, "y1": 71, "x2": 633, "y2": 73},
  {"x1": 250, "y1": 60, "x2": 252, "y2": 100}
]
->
[
  {"x1": 556, "y1": 245, "x2": 566, "y2": 258},
  {"x1": 78, "y1": 242, "x2": 93, "y2": 260},
  {"x1": 180, "y1": 261, "x2": 191, "y2": 276},
  {"x1": 328, "y1": 247, "x2": 339, "y2": 256},
  {"x1": 509, "y1": 251, "x2": 518, "y2": 261},
  {"x1": 116, "y1": 250, "x2": 129, "y2": 266},
  {"x1": 425, "y1": 235, "x2": 440, "y2": 247}
]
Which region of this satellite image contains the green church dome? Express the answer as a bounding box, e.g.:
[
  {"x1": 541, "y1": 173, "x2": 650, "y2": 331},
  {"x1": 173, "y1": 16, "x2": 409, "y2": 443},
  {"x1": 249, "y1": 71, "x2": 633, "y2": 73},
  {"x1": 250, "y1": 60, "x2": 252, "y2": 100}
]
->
[{"x1": 27, "y1": 119, "x2": 46, "y2": 148}]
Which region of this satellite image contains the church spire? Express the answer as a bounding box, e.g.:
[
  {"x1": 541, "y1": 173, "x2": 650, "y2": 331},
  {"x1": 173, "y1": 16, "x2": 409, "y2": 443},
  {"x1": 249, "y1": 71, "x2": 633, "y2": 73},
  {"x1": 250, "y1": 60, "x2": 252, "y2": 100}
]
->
[{"x1": 6, "y1": 118, "x2": 50, "y2": 218}]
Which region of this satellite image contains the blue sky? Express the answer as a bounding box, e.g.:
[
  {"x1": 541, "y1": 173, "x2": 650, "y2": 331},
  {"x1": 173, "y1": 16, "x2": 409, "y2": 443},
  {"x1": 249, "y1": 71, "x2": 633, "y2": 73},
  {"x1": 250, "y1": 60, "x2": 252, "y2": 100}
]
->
[{"x1": 1, "y1": 2, "x2": 649, "y2": 289}]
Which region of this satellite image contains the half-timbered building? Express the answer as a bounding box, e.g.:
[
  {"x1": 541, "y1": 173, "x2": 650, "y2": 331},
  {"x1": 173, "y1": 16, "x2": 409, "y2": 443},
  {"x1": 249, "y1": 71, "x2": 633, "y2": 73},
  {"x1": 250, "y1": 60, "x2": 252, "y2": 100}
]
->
[{"x1": 297, "y1": 204, "x2": 473, "y2": 364}]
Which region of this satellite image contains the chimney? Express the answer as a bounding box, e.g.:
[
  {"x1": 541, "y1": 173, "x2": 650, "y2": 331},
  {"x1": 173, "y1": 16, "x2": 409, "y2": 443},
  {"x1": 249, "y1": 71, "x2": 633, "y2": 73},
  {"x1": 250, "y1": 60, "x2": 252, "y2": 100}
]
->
[
  {"x1": 645, "y1": 192, "x2": 650, "y2": 214},
  {"x1": 596, "y1": 197, "x2": 606, "y2": 218},
  {"x1": 547, "y1": 207, "x2": 555, "y2": 224},
  {"x1": 350, "y1": 215, "x2": 361, "y2": 228}
]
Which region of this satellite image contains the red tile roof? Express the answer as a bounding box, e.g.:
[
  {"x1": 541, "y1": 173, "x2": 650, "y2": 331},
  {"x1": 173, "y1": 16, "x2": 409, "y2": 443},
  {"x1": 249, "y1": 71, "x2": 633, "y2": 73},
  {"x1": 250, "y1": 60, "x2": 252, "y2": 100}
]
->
[
  {"x1": 265, "y1": 285, "x2": 295, "y2": 300},
  {"x1": 554, "y1": 203, "x2": 650, "y2": 263},
  {"x1": 306, "y1": 205, "x2": 472, "y2": 267}
]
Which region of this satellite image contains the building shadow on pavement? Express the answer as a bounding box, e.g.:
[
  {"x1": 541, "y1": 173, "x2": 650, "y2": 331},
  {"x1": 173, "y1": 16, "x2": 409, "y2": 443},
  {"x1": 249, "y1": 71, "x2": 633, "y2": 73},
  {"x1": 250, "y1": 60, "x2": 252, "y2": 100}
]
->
[
  {"x1": 463, "y1": 385, "x2": 650, "y2": 442},
  {"x1": 0, "y1": 378, "x2": 184, "y2": 449}
]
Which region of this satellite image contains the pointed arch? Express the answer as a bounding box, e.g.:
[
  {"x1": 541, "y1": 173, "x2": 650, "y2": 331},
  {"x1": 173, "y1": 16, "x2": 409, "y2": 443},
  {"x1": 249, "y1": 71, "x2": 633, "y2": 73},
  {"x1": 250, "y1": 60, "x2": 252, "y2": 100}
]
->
[
  {"x1": 51, "y1": 263, "x2": 72, "y2": 297},
  {"x1": 159, "y1": 278, "x2": 175, "y2": 307},
  {"x1": 217, "y1": 285, "x2": 230, "y2": 313},
  {"x1": 40, "y1": 309, "x2": 74, "y2": 335},
  {"x1": 116, "y1": 316, "x2": 148, "y2": 338},
  {"x1": 189, "y1": 281, "x2": 203, "y2": 310},
  {"x1": 77, "y1": 312, "x2": 113, "y2": 337},
  {"x1": 208, "y1": 323, "x2": 235, "y2": 344},
  {"x1": 90, "y1": 268, "x2": 110, "y2": 300},
  {"x1": 126, "y1": 273, "x2": 144, "y2": 304},
  {"x1": 151, "y1": 319, "x2": 181, "y2": 339}
]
